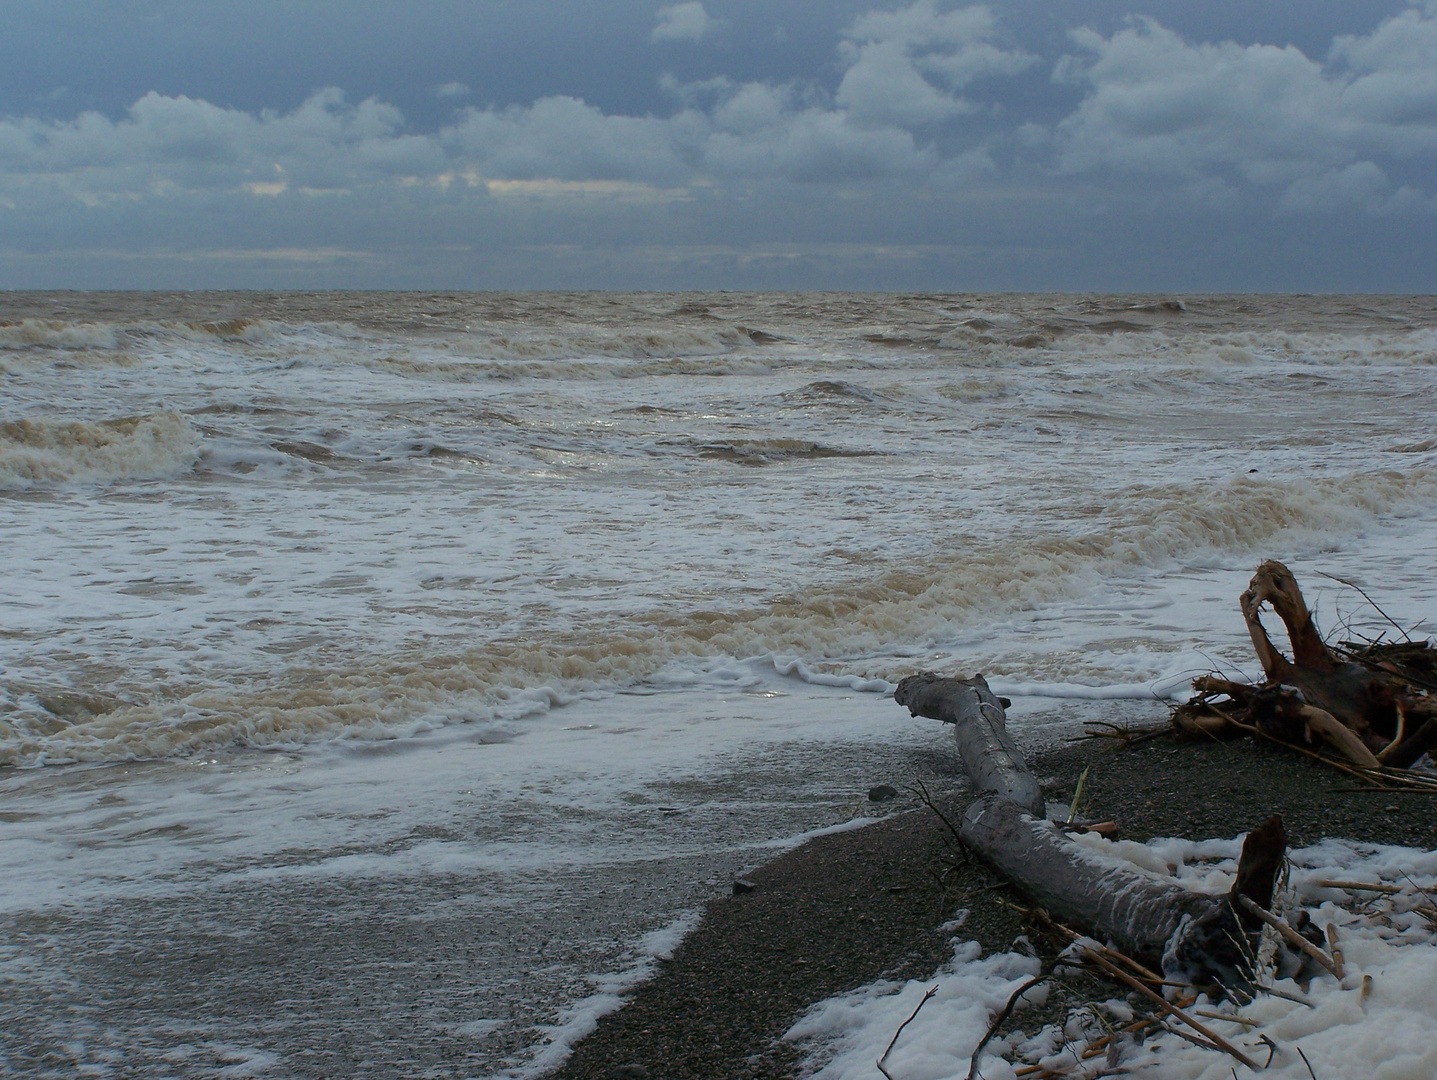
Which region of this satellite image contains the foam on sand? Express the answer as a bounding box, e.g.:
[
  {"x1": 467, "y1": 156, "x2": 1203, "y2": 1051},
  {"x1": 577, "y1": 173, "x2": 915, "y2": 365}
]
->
[
  {"x1": 504, "y1": 911, "x2": 702, "y2": 1080},
  {"x1": 787, "y1": 836, "x2": 1437, "y2": 1080}
]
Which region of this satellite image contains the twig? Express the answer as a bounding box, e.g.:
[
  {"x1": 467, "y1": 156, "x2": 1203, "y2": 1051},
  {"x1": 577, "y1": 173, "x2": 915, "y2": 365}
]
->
[
  {"x1": 1101, "y1": 947, "x2": 1168, "y2": 987},
  {"x1": 910, "y1": 779, "x2": 965, "y2": 847},
  {"x1": 1323, "y1": 924, "x2": 1345, "y2": 980},
  {"x1": 1219, "y1": 716, "x2": 1437, "y2": 789},
  {"x1": 1082, "y1": 936, "x2": 1166, "y2": 985},
  {"x1": 1380, "y1": 703, "x2": 1409, "y2": 760},
  {"x1": 1032, "y1": 914, "x2": 1186, "y2": 989},
  {"x1": 1259, "y1": 1034, "x2": 1280, "y2": 1067},
  {"x1": 1161, "y1": 1020, "x2": 1225, "y2": 1054},
  {"x1": 877, "y1": 985, "x2": 938, "y2": 1080},
  {"x1": 964, "y1": 975, "x2": 1046, "y2": 1080},
  {"x1": 1075, "y1": 720, "x2": 1171, "y2": 747},
  {"x1": 1223, "y1": 716, "x2": 1378, "y2": 781},
  {"x1": 1400, "y1": 870, "x2": 1437, "y2": 906},
  {"x1": 1226, "y1": 983, "x2": 1254, "y2": 1007},
  {"x1": 1019, "y1": 1017, "x2": 1154, "y2": 1073},
  {"x1": 1079, "y1": 947, "x2": 1260, "y2": 1070},
  {"x1": 1297, "y1": 1044, "x2": 1319, "y2": 1079},
  {"x1": 1216, "y1": 710, "x2": 1437, "y2": 792},
  {"x1": 1256, "y1": 983, "x2": 1312, "y2": 1007},
  {"x1": 1221, "y1": 918, "x2": 1263, "y2": 991},
  {"x1": 1064, "y1": 765, "x2": 1091, "y2": 827},
  {"x1": 1313, "y1": 880, "x2": 1401, "y2": 894},
  {"x1": 1329, "y1": 785, "x2": 1437, "y2": 794},
  {"x1": 1235, "y1": 896, "x2": 1340, "y2": 978},
  {"x1": 1195, "y1": 1008, "x2": 1261, "y2": 1029},
  {"x1": 1399, "y1": 870, "x2": 1437, "y2": 929},
  {"x1": 1315, "y1": 571, "x2": 1410, "y2": 643}
]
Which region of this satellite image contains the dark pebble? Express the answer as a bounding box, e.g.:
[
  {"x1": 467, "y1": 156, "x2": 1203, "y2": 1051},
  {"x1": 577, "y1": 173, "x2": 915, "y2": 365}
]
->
[
  {"x1": 732, "y1": 878, "x2": 757, "y2": 895},
  {"x1": 867, "y1": 784, "x2": 899, "y2": 802}
]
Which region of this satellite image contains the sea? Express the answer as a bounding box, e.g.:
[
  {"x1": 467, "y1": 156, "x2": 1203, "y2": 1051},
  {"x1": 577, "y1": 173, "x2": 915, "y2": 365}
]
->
[{"x1": 2, "y1": 291, "x2": 1436, "y2": 1078}]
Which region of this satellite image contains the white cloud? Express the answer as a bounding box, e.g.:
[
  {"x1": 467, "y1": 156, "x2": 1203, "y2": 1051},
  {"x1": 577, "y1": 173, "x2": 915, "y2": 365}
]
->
[
  {"x1": 182, "y1": 246, "x2": 371, "y2": 263},
  {"x1": 1053, "y1": 7, "x2": 1437, "y2": 207},
  {"x1": 836, "y1": 2, "x2": 1035, "y2": 128},
  {"x1": 650, "y1": 2, "x2": 715, "y2": 44},
  {"x1": 1277, "y1": 161, "x2": 1434, "y2": 215},
  {"x1": 445, "y1": 95, "x2": 702, "y2": 186},
  {"x1": 1279, "y1": 161, "x2": 1390, "y2": 212},
  {"x1": 0, "y1": 3, "x2": 1040, "y2": 212},
  {"x1": 446, "y1": 82, "x2": 931, "y2": 185},
  {"x1": 2, "y1": 3, "x2": 1435, "y2": 290},
  {"x1": 705, "y1": 86, "x2": 930, "y2": 181},
  {"x1": 7, "y1": 2, "x2": 1432, "y2": 224},
  {"x1": 0, "y1": 88, "x2": 446, "y2": 207},
  {"x1": 481, "y1": 178, "x2": 681, "y2": 201}
]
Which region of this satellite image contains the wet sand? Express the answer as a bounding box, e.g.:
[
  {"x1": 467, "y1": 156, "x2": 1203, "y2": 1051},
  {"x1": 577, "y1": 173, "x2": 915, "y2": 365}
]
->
[
  {"x1": 550, "y1": 731, "x2": 1437, "y2": 1080},
  {"x1": 0, "y1": 729, "x2": 953, "y2": 1079},
  {"x1": 6, "y1": 716, "x2": 1433, "y2": 1080}
]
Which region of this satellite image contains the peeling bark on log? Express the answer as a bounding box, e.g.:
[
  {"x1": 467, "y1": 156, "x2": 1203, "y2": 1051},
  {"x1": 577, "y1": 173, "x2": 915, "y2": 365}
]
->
[
  {"x1": 894, "y1": 672, "x2": 1042, "y2": 816},
  {"x1": 896, "y1": 673, "x2": 1287, "y2": 988}
]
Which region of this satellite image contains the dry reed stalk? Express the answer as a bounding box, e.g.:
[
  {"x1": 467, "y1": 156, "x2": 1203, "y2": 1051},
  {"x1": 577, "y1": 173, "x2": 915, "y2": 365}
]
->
[
  {"x1": 1234, "y1": 896, "x2": 1341, "y2": 979},
  {"x1": 1323, "y1": 924, "x2": 1345, "y2": 979},
  {"x1": 1313, "y1": 880, "x2": 1402, "y2": 894},
  {"x1": 1078, "y1": 947, "x2": 1260, "y2": 1070},
  {"x1": 1194, "y1": 1008, "x2": 1261, "y2": 1028}
]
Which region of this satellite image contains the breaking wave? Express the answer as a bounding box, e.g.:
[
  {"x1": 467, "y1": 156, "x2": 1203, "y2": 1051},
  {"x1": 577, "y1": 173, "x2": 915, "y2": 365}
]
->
[
  {"x1": 0, "y1": 319, "x2": 121, "y2": 351},
  {"x1": 5, "y1": 292, "x2": 1437, "y2": 767},
  {"x1": 3, "y1": 463, "x2": 1433, "y2": 767},
  {"x1": 0, "y1": 412, "x2": 201, "y2": 489},
  {"x1": 3, "y1": 303, "x2": 1437, "y2": 386}
]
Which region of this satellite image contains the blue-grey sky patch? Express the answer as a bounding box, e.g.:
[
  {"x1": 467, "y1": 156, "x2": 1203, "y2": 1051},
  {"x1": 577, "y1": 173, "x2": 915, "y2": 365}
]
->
[{"x1": 0, "y1": 1, "x2": 1432, "y2": 290}]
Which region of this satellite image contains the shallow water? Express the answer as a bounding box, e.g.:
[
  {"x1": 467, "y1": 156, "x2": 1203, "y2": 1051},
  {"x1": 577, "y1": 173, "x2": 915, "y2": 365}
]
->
[{"x1": 2, "y1": 291, "x2": 1435, "y2": 1075}]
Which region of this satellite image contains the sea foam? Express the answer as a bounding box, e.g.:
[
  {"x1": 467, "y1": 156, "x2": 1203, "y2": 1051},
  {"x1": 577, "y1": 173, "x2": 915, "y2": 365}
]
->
[
  {"x1": 0, "y1": 411, "x2": 200, "y2": 489},
  {"x1": 3, "y1": 292, "x2": 1437, "y2": 766}
]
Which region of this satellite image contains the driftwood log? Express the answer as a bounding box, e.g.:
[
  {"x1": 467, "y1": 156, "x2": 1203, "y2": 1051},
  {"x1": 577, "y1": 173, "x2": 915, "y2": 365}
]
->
[
  {"x1": 1177, "y1": 561, "x2": 1437, "y2": 769},
  {"x1": 896, "y1": 672, "x2": 1292, "y2": 988}
]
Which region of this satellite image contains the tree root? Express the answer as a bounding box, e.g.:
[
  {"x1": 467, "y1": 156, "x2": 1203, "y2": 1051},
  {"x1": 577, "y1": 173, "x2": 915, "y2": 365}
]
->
[{"x1": 1176, "y1": 561, "x2": 1437, "y2": 772}]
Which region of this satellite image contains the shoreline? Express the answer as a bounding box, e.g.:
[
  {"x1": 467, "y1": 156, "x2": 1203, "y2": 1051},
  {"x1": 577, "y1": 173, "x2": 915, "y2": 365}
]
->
[{"x1": 548, "y1": 729, "x2": 1437, "y2": 1080}]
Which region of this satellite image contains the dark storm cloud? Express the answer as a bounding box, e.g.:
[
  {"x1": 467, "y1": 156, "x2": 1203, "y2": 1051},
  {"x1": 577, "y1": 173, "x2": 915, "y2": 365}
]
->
[{"x1": 0, "y1": 1, "x2": 1433, "y2": 289}]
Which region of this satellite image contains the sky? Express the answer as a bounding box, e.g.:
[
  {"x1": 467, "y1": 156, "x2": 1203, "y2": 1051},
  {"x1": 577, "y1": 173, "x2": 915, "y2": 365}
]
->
[{"x1": 0, "y1": 1, "x2": 1434, "y2": 291}]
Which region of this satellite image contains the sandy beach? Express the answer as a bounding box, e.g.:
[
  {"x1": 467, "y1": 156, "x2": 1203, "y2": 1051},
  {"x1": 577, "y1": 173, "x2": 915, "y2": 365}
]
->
[
  {"x1": 6, "y1": 292, "x2": 1437, "y2": 1077},
  {"x1": 5, "y1": 3, "x2": 1437, "y2": 1072},
  {"x1": 551, "y1": 728, "x2": 1437, "y2": 1080}
]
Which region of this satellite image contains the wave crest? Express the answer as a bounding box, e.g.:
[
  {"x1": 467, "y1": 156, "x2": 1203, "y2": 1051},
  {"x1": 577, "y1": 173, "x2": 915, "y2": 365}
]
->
[
  {"x1": 0, "y1": 411, "x2": 201, "y2": 489},
  {"x1": 0, "y1": 319, "x2": 120, "y2": 351},
  {"x1": 4, "y1": 464, "x2": 1433, "y2": 766}
]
